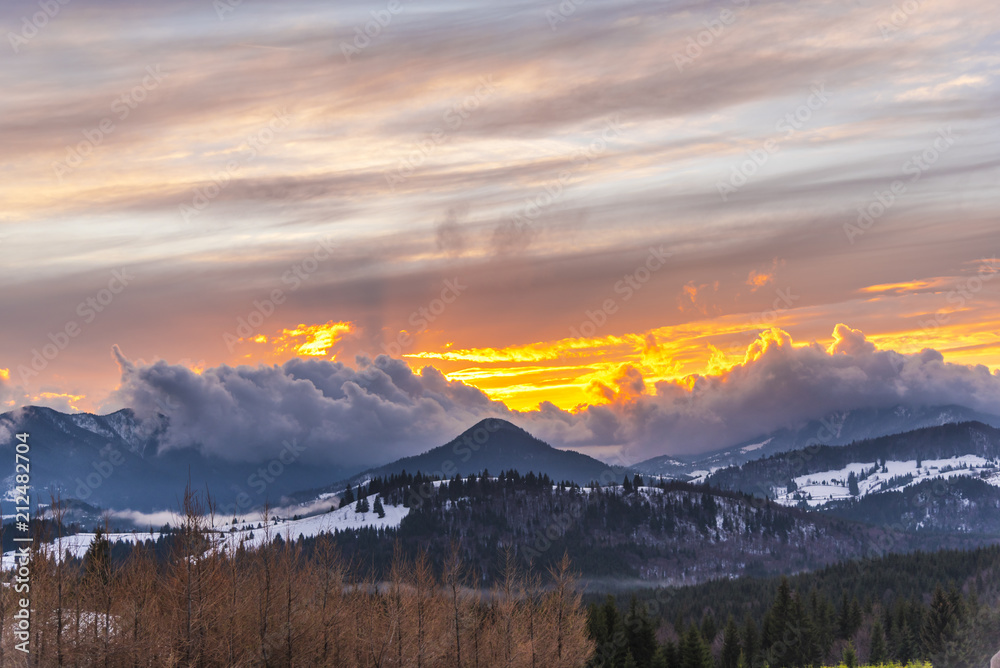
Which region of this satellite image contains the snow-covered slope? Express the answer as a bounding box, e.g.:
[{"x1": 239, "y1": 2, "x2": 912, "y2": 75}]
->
[
  {"x1": 2, "y1": 495, "x2": 407, "y2": 569},
  {"x1": 774, "y1": 455, "x2": 999, "y2": 507}
]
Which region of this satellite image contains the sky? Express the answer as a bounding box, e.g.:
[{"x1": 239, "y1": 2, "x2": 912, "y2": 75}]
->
[{"x1": 1, "y1": 0, "x2": 999, "y2": 468}]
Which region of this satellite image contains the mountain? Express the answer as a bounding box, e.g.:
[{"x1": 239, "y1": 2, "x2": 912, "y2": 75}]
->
[
  {"x1": 700, "y1": 422, "x2": 1000, "y2": 535},
  {"x1": 0, "y1": 409, "x2": 620, "y2": 518},
  {"x1": 0, "y1": 406, "x2": 348, "y2": 512},
  {"x1": 291, "y1": 418, "x2": 626, "y2": 503},
  {"x1": 632, "y1": 404, "x2": 1000, "y2": 478},
  {"x1": 705, "y1": 421, "x2": 1000, "y2": 497}
]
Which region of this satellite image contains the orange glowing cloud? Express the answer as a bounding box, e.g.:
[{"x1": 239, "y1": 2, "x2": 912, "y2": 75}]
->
[
  {"x1": 36, "y1": 392, "x2": 86, "y2": 411},
  {"x1": 678, "y1": 280, "x2": 720, "y2": 314},
  {"x1": 746, "y1": 258, "x2": 782, "y2": 292},
  {"x1": 0, "y1": 368, "x2": 9, "y2": 380},
  {"x1": 270, "y1": 321, "x2": 354, "y2": 358},
  {"x1": 406, "y1": 334, "x2": 647, "y2": 364},
  {"x1": 858, "y1": 278, "x2": 949, "y2": 295}
]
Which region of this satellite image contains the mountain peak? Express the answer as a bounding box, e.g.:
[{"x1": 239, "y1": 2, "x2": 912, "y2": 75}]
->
[
  {"x1": 351, "y1": 417, "x2": 621, "y2": 485},
  {"x1": 454, "y1": 417, "x2": 533, "y2": 440}
]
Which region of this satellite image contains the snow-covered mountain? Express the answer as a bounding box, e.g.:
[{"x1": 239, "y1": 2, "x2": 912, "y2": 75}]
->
[
  {"x1": 704, "y1": 421, "x2": 1000, "y2": 535},
  {"x1": 0, "y1": 406, "x2": 349, "y2": 512},
  {"x1": 632, "y1": 404, "x2": 1000, "y2": 478}
]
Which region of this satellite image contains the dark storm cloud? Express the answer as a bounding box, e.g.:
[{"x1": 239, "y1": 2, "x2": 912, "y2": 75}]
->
[{"x1": 110, "y1": 325, "x2": 1000, "y2": 466}]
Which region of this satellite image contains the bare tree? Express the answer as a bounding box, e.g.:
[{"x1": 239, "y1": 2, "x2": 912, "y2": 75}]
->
[{"x1": 444, "y1": 542, "x2": 467, "y2": 668}]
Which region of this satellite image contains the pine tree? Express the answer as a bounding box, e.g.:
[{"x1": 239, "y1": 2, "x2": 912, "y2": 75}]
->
[
  {"x1": 682, "y1": 623, "x2": 712, "y2": 668},
  {"x1": 625, "y1": 595, "x2": 658, "y2": 667},
  {"x1": 601, "y1": 595, "x2": 629, "y2": 667},
  {"x1": 721, "y1": 615, "x2": 742, "y2": 668},
  {"x1": 373, "y1": 495, "x2": 386, "y2": 518},
  {"x1": 847, "y1": 596, "x2": 863, "y2": 637},
  {"x1": 892, "y1": 619, "x2": 915, "y2": 663},
  {"x1": 922, "y1": 585, "x2": 955, "y2": 657},
  {"x1": 842, "y1": 640, "x2": 858, "y2": 668},
  {"x1": 700, "y1": 611, "x2": 717, "y2": 644},
  {"x1": 848, "y1": 470, "x2": 860, "y2": 496},
  {"x1": 837, "y1": 591, "x2": 851, "y2": 639},
  {"x1": 343, "y1": 484, "x2": 355, "y2": 504},
  {"x1": 83, "y1": 527, "x2": 113, "y2": 586},
  {"x1": 742, "y1": 614, "x2": 760, "y2": 668},
  {"x1": 869, "y1": 619, "x2": 888, "y2": 665}
]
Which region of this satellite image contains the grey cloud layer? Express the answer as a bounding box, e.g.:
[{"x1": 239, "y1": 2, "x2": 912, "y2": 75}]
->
[{"x1": 112, "y1": 327, "x2": 1000, "y2": 467}]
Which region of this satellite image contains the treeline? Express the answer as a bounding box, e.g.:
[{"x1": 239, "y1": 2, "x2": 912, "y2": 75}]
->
[
  {"x1": 0, "y1": 489, "x2": 592, "y2": 667},
  {"x1": 588, "y1": 545, "x2": 1000, "y2": 668}
]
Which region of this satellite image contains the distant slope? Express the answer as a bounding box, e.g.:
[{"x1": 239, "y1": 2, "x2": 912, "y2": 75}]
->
[
  {"x1": 0, "y1": 406, "x2": 347, "y2": 511},
  {"x1": 632, "y1": 405, "x2": 1000, "y2": 477},
  {"x1": 705, "y1": 421, "x2": 1000, "y2": 498},
  {"x1": 702, "y1": 422, "x2": 1000, "y2": 535}
]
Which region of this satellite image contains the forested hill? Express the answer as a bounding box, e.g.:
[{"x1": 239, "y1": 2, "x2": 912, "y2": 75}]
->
[
  {"x1": 705, "y1": 421, "x2": 1000, "y2": 498},
  {"x1": 298, "y1": 472, "x2": 996, "y2": 587}
]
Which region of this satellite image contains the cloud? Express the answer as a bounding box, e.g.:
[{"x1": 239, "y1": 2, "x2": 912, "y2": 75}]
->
[
  {"x1": 827, "y1": 323, "x2": 876, "y2": 356},
  {"x1": 678, "y1": 280, "x2": 719, "y2": 314},
  {"x1": 746, "y1": 258, "x2": 781, "y2": 292},
  {"x1": 0, "y1": 370, "x2": 10, "y2": 404},
  {"x1": 567, "y1": 325, "x2": 1000, "y2": 461},
  {"x1": 0, "y1": 372, "x2": 31, "y2": 411},
  {"x1": 109, "y1": 325, "x2": 1000, "y2": 468},
  {"x1": 110, "y1": 345, "x2": 512, "y2": 468}
]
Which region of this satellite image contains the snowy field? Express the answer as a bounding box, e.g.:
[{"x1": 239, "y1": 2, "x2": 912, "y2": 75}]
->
[
  {"x1": 773, "y1": 455, "x2": 999, "y2": 507},
  {"x1": 1, "y1": 494, "x2": 408, "y2": 570}
]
